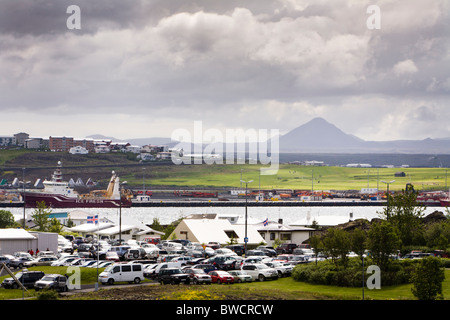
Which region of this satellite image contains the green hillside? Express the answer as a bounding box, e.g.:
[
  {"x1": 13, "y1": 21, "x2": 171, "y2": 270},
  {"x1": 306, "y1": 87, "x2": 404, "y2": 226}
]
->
[{"x1": 0, "y1": 149, "x2": 449, "y2": 191}]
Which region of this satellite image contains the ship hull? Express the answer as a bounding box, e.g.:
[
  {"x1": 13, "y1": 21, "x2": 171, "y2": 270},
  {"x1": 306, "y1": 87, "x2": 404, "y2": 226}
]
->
[
  {"x1": 440, "y1": 200, "x2": 450, "y2": 207},
  {"x1": 23, "y1": 192, "x2": 132, "y2": 208}
]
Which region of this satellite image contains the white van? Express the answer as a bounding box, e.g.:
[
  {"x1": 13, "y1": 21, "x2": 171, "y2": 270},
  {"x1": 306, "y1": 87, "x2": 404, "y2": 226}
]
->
[{"x1": 98, "y1": 263, "x2": 145, "y2": 285}]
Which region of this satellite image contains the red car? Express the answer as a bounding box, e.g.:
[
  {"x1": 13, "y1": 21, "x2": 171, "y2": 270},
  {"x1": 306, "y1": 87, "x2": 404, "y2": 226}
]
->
[{"x1": 208, "y1": 270, "x2": 234, "y2": 284}]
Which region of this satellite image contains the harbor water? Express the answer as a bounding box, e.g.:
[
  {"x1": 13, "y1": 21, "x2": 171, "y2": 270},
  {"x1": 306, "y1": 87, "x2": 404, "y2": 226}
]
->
[{"x1": 8, "y1": 205, "x2": 441, "y2": 227}]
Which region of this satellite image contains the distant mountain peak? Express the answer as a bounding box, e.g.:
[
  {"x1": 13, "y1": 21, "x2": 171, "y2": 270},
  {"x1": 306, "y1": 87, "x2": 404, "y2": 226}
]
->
[{"x1": 280, "y1": 117, "x2": 364, "y2": 152}]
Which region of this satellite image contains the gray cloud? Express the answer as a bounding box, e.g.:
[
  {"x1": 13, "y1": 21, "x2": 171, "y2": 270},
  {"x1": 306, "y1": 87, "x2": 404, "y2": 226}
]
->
[{"x1": 0, "y1": 0, "x2": 449, "y2": 141}]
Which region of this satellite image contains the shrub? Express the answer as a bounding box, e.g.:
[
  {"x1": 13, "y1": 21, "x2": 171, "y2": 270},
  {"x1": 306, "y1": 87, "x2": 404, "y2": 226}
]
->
[
  {"x1": 36, "y1": 289, "x2": 59, "y2": 300},
  {"x1": 292, "y1": 257, "x2": 419, "y2": 287},
  {"x1": 411, "y1": 257, "x2": 445, "y2": 300}
]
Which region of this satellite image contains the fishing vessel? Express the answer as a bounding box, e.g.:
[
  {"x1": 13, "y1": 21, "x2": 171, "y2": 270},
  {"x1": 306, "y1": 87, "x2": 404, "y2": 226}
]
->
[{"x1": 22, "y1": 162, "x2": 132, "y2": 208}]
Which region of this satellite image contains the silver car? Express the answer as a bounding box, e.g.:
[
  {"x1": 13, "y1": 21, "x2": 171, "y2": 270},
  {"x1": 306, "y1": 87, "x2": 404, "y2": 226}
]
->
[{"x1": 24, "y1": 256, "x2": 58, "y2": 267}]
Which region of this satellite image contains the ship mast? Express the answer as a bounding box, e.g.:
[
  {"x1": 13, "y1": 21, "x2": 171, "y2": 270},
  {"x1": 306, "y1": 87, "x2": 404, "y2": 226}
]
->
[{"x1": 52, "y1": 161, "x2": 63, "y2": 182}]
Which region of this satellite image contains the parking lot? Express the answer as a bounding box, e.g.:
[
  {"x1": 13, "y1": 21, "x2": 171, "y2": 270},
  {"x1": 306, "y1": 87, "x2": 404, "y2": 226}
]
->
[{"x1": 0, "y1": 237, "x2": 318, "y2": 295}]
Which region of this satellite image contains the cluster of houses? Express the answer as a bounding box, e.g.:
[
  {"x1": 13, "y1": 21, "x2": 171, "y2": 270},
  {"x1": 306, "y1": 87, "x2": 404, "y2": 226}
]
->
[
  {"x1": 60, "y1": 211, "x2": 315, "y2": 248},
  {"x1": 0, "y1": 132, "x2": 170, "y2": 161},
  {"x1": 0, "y1": 210, "x2": 316, "y2": 256}
]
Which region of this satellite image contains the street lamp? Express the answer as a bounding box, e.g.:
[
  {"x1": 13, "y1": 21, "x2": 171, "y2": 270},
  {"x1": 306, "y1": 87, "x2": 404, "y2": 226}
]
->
[
  {"x1": 240, "y1": 179, "x2": 253, "y2": 257},
  {"x1": 381, "y1": 180, "x2": 395, "y2": 208},
  {"x1": 22, "y1": 168, "x2": 26, "y2": 229}
]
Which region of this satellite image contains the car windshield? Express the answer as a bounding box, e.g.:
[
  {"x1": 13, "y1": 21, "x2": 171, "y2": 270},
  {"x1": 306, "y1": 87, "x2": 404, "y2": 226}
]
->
[
  {"x1": 104, "y1": 265, "x2": 115, "y2": 272},
  {"x1": 192, "y1": 269, "x2": 204, "y2": 274},
  {"x1": 40, "y1": 276, "x2": 56, "y2": 281}
]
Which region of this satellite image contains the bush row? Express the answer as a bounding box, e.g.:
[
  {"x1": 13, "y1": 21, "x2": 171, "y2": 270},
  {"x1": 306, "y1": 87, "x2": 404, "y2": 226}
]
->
[{"x1": 292, "y1": 257, "x2": 450, "y2": 287}]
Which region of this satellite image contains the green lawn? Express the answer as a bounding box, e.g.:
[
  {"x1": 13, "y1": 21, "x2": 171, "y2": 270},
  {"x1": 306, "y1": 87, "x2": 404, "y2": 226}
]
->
[
  {"x1": 124, "y1": 164, "x2": 450, "y2": 192},
  {"x1": 2, "y1": 267, "x2": 450, "y2": 300}
]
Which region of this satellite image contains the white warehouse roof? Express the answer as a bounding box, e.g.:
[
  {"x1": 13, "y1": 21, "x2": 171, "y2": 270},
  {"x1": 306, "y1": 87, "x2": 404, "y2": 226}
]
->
[{"x1": 0, "y1": 229, "x2": 36, "y2": 240}]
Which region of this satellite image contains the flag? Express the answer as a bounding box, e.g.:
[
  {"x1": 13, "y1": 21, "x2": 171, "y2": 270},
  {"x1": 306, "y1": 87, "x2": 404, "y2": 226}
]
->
[
  {"x1": 263, "y1": 218, "x2": 269, "y2": 226},
  {"x1": 87, "y1": 215, "x2": 98, "y2": 224}
]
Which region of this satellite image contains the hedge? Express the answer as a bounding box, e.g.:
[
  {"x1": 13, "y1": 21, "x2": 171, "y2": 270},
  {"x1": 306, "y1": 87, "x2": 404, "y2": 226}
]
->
[{"x1": 292, "y1": 257, "x2": 450, "y2": 287}]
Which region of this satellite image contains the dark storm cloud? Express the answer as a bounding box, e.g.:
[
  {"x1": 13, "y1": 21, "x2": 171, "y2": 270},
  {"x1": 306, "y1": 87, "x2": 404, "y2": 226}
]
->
[{"x1": 0, "y1": 0, "x2": 449, "y2": 140}]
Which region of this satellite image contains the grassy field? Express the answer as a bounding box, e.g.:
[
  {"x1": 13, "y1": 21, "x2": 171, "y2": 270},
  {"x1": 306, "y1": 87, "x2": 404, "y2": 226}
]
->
[
  {"x1": 2, "y1": 267, "x2": 450, "y2": 300},
  {"x1": 1, "y1": 149, "x2": 449, "y2": 191},
  {"x1": 123, "y1": 164, "x2": 450, "y2": 192}
]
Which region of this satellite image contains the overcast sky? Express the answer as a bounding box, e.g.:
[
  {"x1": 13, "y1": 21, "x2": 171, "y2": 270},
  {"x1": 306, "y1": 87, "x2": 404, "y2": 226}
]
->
[{"x1": 0, "y1": 0, "x2": 449, "y2": 142}]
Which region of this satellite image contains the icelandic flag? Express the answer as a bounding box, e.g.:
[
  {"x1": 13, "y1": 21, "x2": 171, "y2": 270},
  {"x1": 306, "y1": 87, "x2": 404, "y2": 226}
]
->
[
  {"x1": 263, "y1": 218, "x2": 269, "y2": 226},
  {"x1": 87, "y1": 215, "x2": 98, "y2": 224}
]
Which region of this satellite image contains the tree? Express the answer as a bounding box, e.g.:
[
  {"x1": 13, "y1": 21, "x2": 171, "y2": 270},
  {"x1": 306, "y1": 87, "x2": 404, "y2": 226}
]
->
[
  {"x1": 366, "y1": 220, "x2": 401, "y2": 271},
  {"x1": 32, "y1": 201, "x2": 52, "y2": 232},
  {"x1": 308, "y1": 234, "x2": 323, "y2": 265},
  {"x1": 322, "y1": 228, "x2": 351, "y2": 267},
  {"x1": 48, "y1": 218, "x2": 64, "y2": 234},
  {"x1": 350, "y1": 228, "x2": 367, "y2": 261},
  {"x1": 379, "y1": 189, "x2": 425, "y2": 247},
  {"x1": 150, "y1": 218, "x2": 164, "y2": 232},
  {"x1": 0, "y1": 210, "x2": 16, "y2": 228},
  {"x1": 424, "y1": 221, "x2": 450, "y2": 249},
  {"x1": 411, "y1": 256, "x2": 445, "y2": 300}
]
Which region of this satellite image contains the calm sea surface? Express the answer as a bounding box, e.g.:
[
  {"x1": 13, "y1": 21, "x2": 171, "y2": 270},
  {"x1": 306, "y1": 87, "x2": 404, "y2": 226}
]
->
[{"x1": 8, "y1": 205, "x2": 441, "y2": 227}]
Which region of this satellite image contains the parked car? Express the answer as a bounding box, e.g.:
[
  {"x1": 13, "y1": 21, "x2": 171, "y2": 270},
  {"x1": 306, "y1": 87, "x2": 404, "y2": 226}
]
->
[
  {"x1": 2, "y1": 270, "x2": 45, "y2": 289},
  {"x1": 228, "y1": 270, "x2": 253, "y2": 283},
  {"x1": 13, "y1": 252, "x2": 33, "y2": 259},
  {"x1": 143, "y1": 264, "x2": 159, "y2": 279},
  {"x1": 242, "y1": 256, "x2": 263, "y2": 265},
  {"x1": 24, "y1": 256, "x2": 58, "y2": 267},
  {"x1": 274, "y1": 254, "x2": 291, "y2": 262},
  {"x1": 246, "y1": 250, "x2": 267, "y2": 257},
  {"x1": 125, "y1": 248, "x2": 147, "y2": 260},
  {"x1": 215, "y1": 248, "x2": 237, "y2": 256},
  {"x1": 99, "y1": 263, "x2": 144, "y2": 285},
  {"x1": 108, "y1": 246, "x2": 131, "y2": 261},
  {"x1": 207, "y1": 254, "x2": 240, "y2": 270},
  {"x1": 8, "y1": 256, "x2": 34, "y2": 269},
  {"x1": 287, "y1": 255, "x2": 310, "y2": 265},
  {"x1": 158, "y1": 268, "x2": 190, "y2": 285},
  {"x1": 241, "y1": 263, "x2": 278, "y2": 282},
  {"x1": 208, "y1": 270, "x2": 234, "y2": 284},
  {"x1": 51, "y1": 256, "x2": 79, "y2": 266},
  {"x1": 0, "y1": 255, "x2": 13, "y2": 267},
  {"x1": 191, "y1": 264, "x2": 216, "y2": 274},
  {"x1": 292, "y1": 248, "x2": 315, "y2": 256},
  {"x1": 171, "y1": 256, "x2": 193, "y2": 266},
  {"x1": 105, "y1": 251, "x2": 120, "y2": 262},
  {"x1": 34, "y1": 274, "x2": 68, "y2": 292},
  {"x1": 185, "y1": 268, "x2": 212, "y2": 284},
  {"x1": 81, "y1": 260, "x2": 98, "y2": 267},
  {"x1": 37, "y1": 251, "x2": 56, "y2": 257},
  {"x1": 256, "y1": 246, "x2": 277, "y2": 257},
  {"x1": 225, "y1": 245, "x2": 245, "y2": 256},
  {"x1": 264, "y1": 261, "x2": 293, "y2": 277},
  {"x1": 276, "y1": 243, "x2": 298, "y2": 254}
]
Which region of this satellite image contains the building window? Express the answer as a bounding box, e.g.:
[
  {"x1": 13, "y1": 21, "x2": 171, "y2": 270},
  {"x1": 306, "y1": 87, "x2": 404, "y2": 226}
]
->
[
  {"x1": 270, "y1": 233, "x2": 276, "y2": 240},
  {"x1": 224, "y1": 230, "x2": 239, "y2": 240},
  {"x1": 280, "y1": 233, "x2": 291, "y2": 241},
  {"x1": 260, "y1": 233, "x2": 265, "y2": 240},
  {"x1": 180, "y1": 231, "x2": 188, "y2": 240}
]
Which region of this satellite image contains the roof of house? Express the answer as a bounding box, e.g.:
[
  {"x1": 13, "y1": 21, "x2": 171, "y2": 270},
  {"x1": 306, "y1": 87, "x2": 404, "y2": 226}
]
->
[
  {"x1": 178, "y1": 219, "x2": 265, "y2": 245},
  {"x1": 0, "y1": 228, "x2": 36, "y2": 240},
  {"x1": 256, "y1": 220, "x2": 316, "y2": 232},
  {"x1": 67, "y1": 222, "x2": 115, "y2": 233}
]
